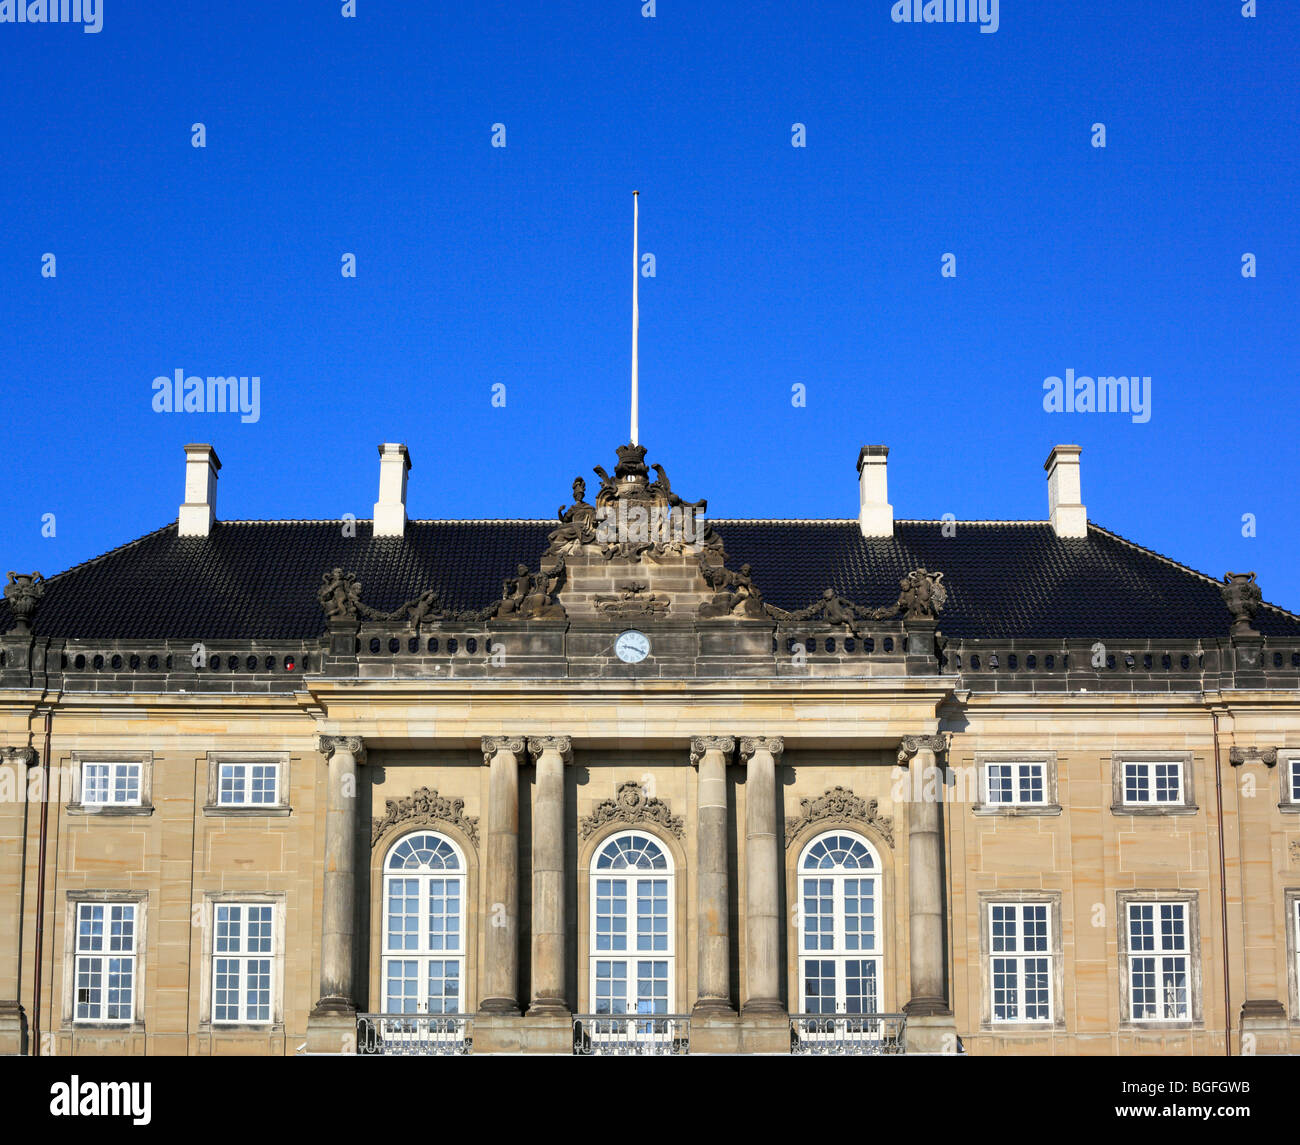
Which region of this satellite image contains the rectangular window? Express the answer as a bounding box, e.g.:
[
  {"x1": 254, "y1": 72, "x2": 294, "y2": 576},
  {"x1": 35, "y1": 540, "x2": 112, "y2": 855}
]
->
[
  {"x1": 80, "y1": 761, "x2": 142, "y2": 807},
  {"x1": 1123, "y1": 760, "x2": 1182, "y2": 806},
  {"x1": 217, "y1": 761, "x2": 279, "y2": 807},
  {"x1": 1291, "y1": 759, "x2": 1300, "y2": 804},
  {"x1": 74, "y1": 902, "x2": 137, "y2": 1022},
  {"x1": 988, "y1": 903, "x2": 1052, "y2": 1022},
  {"x1": 986, "y1": 761, "x2": 1046, "y2": 806},
  {"x1": 1127, "y1": 902, "x2": 1190, "y2": 1021},
  {"x1": 212, "y1": 903, "x2": 274, "y2": 1023}
]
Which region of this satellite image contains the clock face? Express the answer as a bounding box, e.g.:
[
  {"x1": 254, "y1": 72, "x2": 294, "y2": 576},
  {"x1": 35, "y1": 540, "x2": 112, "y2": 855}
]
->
[{"x1": 615, "y1": 630, "x2": 650, "y2": 663}]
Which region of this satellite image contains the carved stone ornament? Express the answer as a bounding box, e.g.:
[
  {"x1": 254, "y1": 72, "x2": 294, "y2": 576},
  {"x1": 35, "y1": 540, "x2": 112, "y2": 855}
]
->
[
  {"x1": 547, "y1": 443, "x2": 722, "y2": 564},
  {"x1": 317, "y1": 567, "x2": 495, "y2": 627},
  {"x1": 579, "y1": 781, "x2": 685, "y2": 840},
  {"x1": 595, "y1": 581, "x2": 670, "y2": 617},
  {"x1": 371, "y1": 786, "x2": 479, "y2": 847},
  {"x1": 1221, "y1": 571, "x2": 1263, "y2": 637},
  {"x1": 697, "y1": 556, "x2": 769, "y2": 620},
  {"x1": 527, "y1": 735, "x2": 573, "y2": 762},
  {"x1": 897, "y1": 733, "x2": 951, "y2": 765},
  {"x1": 1229, "y1": 746, "x2": 1278, "y2": 767},
  {"x1": 765, "y1": 569, "x2": 949, "y2": 629},
  {"x1": 1292, "y1": 841, "x2": 1300, "y2": 864},
  {"x1": 481, "y1": 735, "x2": 526, "y2": 766},
  {"x1": 739, "y1": 736, "x2": 785, "y2": 760},
  {"x1": 486, "y1": 560, "x2": 567, "y2": 622},
  {"x1": 784, "y1": 786, "x2": 895, "y2": 849},
  {"x1": 317, "y1": 734, "x2": 365, "y2": 761},
  {"x1": 689, "y1": 735, "x2": 736, "y2": 767},
  {"x1": 318, "y1": 568, "x2": 363, "y2": 621},
  {"x1": 0, "y1": 746, "x2": 38, "y2": 768},
  {"x1": 4, "y1": 571, "x2": 45, "y2": 635}
]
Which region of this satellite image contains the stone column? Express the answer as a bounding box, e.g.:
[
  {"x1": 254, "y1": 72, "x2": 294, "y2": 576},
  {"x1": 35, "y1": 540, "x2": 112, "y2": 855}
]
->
[
  {"x1": 526, "y1": 736, "x2": 572, "y2": 1016},
  {"x1": 307, "y1": 734, "x2": 364, "y2": 1053},
  {"x1": 691, "y1": 736, "x2": 736, "y2": 1015},
  {"x1": 0, "y1": 747, "x2": 37, "y2": 1055},
  {"x1": 739, "y1": 736, "x2": 784, "y2": 1015},
  {"x1": 1229, "y1": 745, "x2": 1287, "y2": 1051},
  {"x1": 480, "y1": 735, "x2": 524, "y2": 1015},
  {"x1": 898, "y1": 734, "x2": 958, "y2": 1053}
]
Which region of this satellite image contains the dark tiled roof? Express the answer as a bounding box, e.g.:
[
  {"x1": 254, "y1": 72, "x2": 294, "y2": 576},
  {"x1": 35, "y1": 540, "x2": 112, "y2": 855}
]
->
[{"x1": 4, "y1": 519, "x2": 1298, "y2": 642}]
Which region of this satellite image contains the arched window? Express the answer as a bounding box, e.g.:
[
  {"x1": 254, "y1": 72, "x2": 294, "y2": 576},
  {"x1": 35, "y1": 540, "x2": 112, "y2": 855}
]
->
[
  {"x1": 589, "y1": 831, "x2": 674, "y2": 1016},
  {"x1": 383, "y1": 832, "x2": 466, "y2": 1014},
  {"x1": 797, "y1": 831, "x2": 881, "y2": 1015}
]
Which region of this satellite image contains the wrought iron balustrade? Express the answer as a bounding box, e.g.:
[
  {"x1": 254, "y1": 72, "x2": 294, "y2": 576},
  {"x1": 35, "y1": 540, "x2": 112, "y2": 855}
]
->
[
  {"x1": 572, "y1": 1013, "x2": 690, "y2": 1055},
  {"x1": 356, "y1": 1013, "x2": 473, "y2": 1056},
  {"x1": 789, "y1": 1013, "x2": 906, "y2": 1055}
]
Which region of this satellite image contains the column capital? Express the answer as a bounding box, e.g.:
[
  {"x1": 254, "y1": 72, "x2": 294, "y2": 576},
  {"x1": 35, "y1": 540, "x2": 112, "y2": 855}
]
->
[
  {"x1": 317, "y1": 734, "x2": 365, "y2": 762},
  {"x1": 690, "y1": 735, "x2": 736, "y2": 768},
  {"x1": 481, "y1": 735, "x2": 526, "y2": 766},
  {"x1": 1229, "y1": 746, "x2": 1277, "y2": 767},
  {"x1": 738, "y1": 736, "x2": 783, "y2": 762},
  {"x1": 897, "y1": 733, "x2": 950, "y2": 765},
  {"x1": 0, "y1": 746, "x2": 38, "y2": 767},
  {"x1": 527, "y1": 735, "x2": 573, "y2": 763}
]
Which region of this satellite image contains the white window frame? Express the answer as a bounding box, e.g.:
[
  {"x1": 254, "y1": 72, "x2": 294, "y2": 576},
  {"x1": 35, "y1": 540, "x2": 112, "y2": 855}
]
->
[
  {"x1": 1280, "y1": 753, "x2": 1300, "y2": 813},
  {"x1": 986, "y1": 761, "x2": 1045, "y2": 806},
  {"x1": 1120, "y1": 896, "x2": 1199, "y2": 1025},
  {"x1": 69, "y1": 751, "x2": 153, "y2": 815},
  {"x1": 211, "y1": 903, "x2": 276, "y2": 1024},
  {"x1": 1123, "y1": 760, "x2": 1182, "y2": 806},
  {"x1": 198, "y1": 892, "x2": 285, "y2": 1031},
  {"x1": 61, "y1": 891, "x2": 148, "y2": 1031},
  {"x1": 587, "y1": 830, "x2": 675, "y2": 1018},
  {"x1": 381, "y1": 831, "x2": 467, "y2": 1015},
  {"x1": 72, "y1": 902, "x2": 138, "y2": 1023},
  {"x1": 1112, "y1": 751, "x2": 1196, "y2": 816},
  {"x1": 987, "y1": 902, "x2": 1053, "y2": 1023},
  {"x1": 796, "y1": 831, "x2": 882, "y2": 1016},
  {"x1": 204, "y1": 752, "x2": 291, "y2": 816},
  {"x1": 1287, "y1": 890, "x2": 1300, "y2": 1023},
  {"x1": 973, "y1": 753, "x2": 1060, "y2": 816}
]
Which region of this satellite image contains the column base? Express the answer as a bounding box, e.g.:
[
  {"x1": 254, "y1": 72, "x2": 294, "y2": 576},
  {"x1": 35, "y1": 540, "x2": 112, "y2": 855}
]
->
[
  {"x1": 478, "y1": 997, "x2": 521, "y2": 1017},
  {"x1": 739, "y1": 1008, "x2": 790, "y2": 1054},
  {"x1": 475, "y1": 1012, "x2": 572, "y2": 1054},
  {"x1": 690, "y1": 1009, "x2": 741, "y2": 1054},
  {"x1": 0, "y1": 1000, "x2": 28, "y2": 1056},
  {"x1": 305, "y1": 1001, "x2": 357, "y2": 1055},
  {"x1": 904, "y1": 1011, "x2": 960, "y2": 1055},
  {"x1": 1240, "y1": 999, "x2": 1290, "y2": 1055}
]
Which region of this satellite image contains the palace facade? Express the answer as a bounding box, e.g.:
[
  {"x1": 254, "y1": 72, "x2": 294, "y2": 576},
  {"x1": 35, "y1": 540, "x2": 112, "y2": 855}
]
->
[{"x1": 2, "y1": 438, "x2": 1299, "y2": 1056}]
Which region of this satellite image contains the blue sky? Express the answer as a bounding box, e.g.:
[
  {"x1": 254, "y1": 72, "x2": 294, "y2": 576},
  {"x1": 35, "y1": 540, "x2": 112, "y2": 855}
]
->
[{"x1": 2, "y1": 2, "x2": 1297, "y2": 609}]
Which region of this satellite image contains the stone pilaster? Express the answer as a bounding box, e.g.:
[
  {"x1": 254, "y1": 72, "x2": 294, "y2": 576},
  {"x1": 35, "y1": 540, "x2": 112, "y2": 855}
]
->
[
  {"x1": 480, "y1": 735, "x2": 525, "y2": 1016},
  {"x1": 897, "y1": 734, "x2": 958, "y2": 1054},
  {"x1": 0, "y1": 747, "x2": 37, "y2": 1055},
  {"x1": 525, "y1": 736, "x2": 572, "y2": 1018},
  {"x1": 306, "y1": 734, "x2": 364, "y2": 1053},
  {"x1": 739, "y1": 736, "x2": 784, "y2": 1017},
  {"x1": 691, "y1": 736, "x2": 736, "y2": 1015},
  {"x1": 1229, "y1": 746, "x2": 1288, "y2": 1050}
]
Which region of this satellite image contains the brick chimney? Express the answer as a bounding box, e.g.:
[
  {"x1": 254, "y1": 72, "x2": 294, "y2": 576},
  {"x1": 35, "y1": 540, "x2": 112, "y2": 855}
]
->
[
  {"x1": 178, "y1": 443, "x2": 221, "y2": 537},
  {"x1": 373, "y1": 443, "x2": 411, "y2": 538},
  {"x1": 857, "y1": 445, "x2": 893, "y2": 538},
  {"x1": 1045, "y1": 444, "x2": 1087, "y2": 538}
]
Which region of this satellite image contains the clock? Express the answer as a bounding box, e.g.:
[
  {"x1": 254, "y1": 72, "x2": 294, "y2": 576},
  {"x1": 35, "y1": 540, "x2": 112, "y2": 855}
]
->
[{"x1": 615, "y1": 630, "x2": 651, "y2": 664}]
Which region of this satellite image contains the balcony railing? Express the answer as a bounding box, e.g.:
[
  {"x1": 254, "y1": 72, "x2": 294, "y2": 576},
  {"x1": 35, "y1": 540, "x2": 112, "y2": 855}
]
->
[
  {"x1": 356, "y1": 1014, "x2": 473, "y2": 1056},
  {"x1": 572, "y1": 1014, "x2": 690, "y2": 1056},
  {"x1": 789, "y1": 1013, "x2": 906, "y2": 1055}
]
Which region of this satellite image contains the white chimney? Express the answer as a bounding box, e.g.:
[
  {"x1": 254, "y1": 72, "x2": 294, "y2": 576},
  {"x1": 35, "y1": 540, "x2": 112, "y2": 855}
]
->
[
  {"x1": 1045, "y1": 444, "x2": 1087, "y2": 538},
  {"x1": 373, "y1": 443, "x2": 411, "y2": 537},
  {"x1": 178, "y1": 443, "x2": 221, "y2": 537},
  {"x1": 857, "y1": 445, "x2": 893, "y2": 538}
]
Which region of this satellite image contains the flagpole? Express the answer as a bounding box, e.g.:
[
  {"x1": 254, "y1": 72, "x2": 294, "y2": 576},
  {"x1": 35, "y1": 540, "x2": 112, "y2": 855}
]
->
[{"x1": 631, "y1": 190, "x2": 639, "y2": 447}]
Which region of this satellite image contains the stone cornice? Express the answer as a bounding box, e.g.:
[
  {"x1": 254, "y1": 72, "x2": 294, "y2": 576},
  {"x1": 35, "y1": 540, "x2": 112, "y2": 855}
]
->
[
  {"x1": 1228, "y1": 746, "x2": 1277, "y2": 767},
  {"x1": 317, "y1": 734, "x2": 365, "y2": 762},
  {"x1": 738, "y1": 736, "x2": 784, "y2": 762},
  {"x1": 784, "y1": 786, "x2": 895, "y2": 849},
  {"x1": 689, "y1": 735, "x2": 736, "y2": 768},
  {"x1": 371, "y1": 786, "x2": 479, "y2": 848},
  {"x1": 527, "y1": 735, "x2": 573, "y2": 764},
  {"x1": 579, "y1": 781, "x2": 685, "y2": 840},
  {"x1": 481, "y1": 735, "x2": 526, "y2": 766},
  {"x1": 897, "y1": 733, "x2": 951, "y2": 765}
]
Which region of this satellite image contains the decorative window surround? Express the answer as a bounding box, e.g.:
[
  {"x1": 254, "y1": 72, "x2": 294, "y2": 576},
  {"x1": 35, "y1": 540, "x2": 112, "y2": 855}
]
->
[
  {"x1": 203, "y1": 752, "x2": 291, "y2": 816},
  {"x1": 1116, "y1": 890, "x2": 1203, "y2": 1029},
  {"x1": 61, "y1": 891, "x2": 148, "y2": 1032},
  {"x1": 1287, "y1": 890, "x2": 1300, "y2": 1024},
  {"x1": 977, "y1": 891, "x2": 1064, "y2": 1030},
  {"x1": 972, "y1": 753, "x2": 1061, "y2": 816},
  {"x1": 1111, "y1": 751, "x2": 1197, "y2": 816},
  {"x1": 67, "y1": 751, "x2": 153, "y2": 817},
  {"x1": 1280, "y1": 752, "x2": 1300, "y2": 814},
  {"x1": 197, "y1": 892, "x2": 286, "y2": 1033}
]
